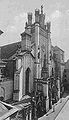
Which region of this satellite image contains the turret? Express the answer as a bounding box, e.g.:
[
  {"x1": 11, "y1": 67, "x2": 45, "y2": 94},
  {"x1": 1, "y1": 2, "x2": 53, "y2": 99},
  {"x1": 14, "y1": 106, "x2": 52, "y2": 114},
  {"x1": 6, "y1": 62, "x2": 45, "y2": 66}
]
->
[
  {"x1": 41, "y1": 5, "x2": 43, "y2": 14},
  {"x1": 21, "y1": 32, "x2": 31, "y2": 52},
  {"x1": 39, "y1": 5, "x2": 45, "y2": 28},
  {"x1": 25, "y1": 13, "x2": 32, "y2": 34},
  {"x1": 46, "y1": 22, "x2": 51, "y2": 33},
  {"x1": 28, "y1": 12, "x2": 32, "y2": 26},
  {"x1": 35, "y1": 9, "x2": 40, "y2": 23}
]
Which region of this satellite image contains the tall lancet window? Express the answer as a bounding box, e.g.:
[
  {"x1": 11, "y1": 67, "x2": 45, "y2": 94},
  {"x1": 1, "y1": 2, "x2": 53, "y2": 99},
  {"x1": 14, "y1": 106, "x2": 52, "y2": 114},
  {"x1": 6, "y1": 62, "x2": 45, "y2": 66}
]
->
[{"x1": 25, "y1": 68, "x2": 31, "y2": 95}]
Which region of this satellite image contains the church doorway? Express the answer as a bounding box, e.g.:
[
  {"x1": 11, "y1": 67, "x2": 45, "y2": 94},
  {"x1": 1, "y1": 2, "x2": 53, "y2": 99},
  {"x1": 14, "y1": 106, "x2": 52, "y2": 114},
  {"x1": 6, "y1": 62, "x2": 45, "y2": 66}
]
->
[{"x1": 25, "y1": 68, "x2": 31, "y2": 95}]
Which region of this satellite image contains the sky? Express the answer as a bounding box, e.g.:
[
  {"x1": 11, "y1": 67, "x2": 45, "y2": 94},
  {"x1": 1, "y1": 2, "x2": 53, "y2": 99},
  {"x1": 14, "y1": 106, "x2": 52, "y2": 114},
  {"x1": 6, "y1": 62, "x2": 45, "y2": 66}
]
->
[{"x1": 0, "y1": 0, "x2": 69, "y2": 61}]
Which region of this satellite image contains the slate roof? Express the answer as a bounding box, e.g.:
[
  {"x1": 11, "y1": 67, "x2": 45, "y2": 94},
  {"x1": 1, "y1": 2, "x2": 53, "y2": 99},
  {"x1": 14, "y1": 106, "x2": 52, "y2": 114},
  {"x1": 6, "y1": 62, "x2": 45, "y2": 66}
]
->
[
  {"x1": 0, "y1": 101, "x2": 19, "y2": 119},
  {"x1": 54, "y1": 46, "x2": 64, "y2": 52},
  {"x1": 0, "y1": 41, "x2": 21, "y2": 59},
  {"x1": 0, "y1": 102, "x2": 8, "y2": 117},
  {"x1": 0, "y1": 41, "x2": 35, "y2": 61}
]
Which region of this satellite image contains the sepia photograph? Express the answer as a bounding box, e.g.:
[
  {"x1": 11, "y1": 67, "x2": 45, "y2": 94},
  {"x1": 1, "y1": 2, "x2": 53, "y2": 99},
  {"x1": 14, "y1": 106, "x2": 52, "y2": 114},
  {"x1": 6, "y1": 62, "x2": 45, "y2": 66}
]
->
[{"x1": 0, "y1": 0, "x2": 69, "y2": 120}]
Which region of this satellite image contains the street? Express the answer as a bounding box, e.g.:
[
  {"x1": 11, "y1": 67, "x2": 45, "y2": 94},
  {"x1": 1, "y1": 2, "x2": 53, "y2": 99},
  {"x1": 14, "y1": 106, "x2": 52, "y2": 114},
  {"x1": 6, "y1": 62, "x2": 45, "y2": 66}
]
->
[
  {"x1": 55, "y1": 98, "x2": 69, "y2": 120},
  {"x1": 39, "y1": 93, "x2": 69, "y2": 120}
]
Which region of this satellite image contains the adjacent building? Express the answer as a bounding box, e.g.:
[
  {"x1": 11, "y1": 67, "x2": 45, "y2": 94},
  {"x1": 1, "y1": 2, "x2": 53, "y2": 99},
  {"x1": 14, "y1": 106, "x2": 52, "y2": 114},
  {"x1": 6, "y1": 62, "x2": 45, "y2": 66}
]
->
[
  {"x1": 53, "y1": 46, "x2": 65, "y2": 95},
  {"x1": 63, "y1": 59, "x2": 69, "y2": 91},
  {"x1": 51, "y1": 45, "x2": 65, "y2": 101}
]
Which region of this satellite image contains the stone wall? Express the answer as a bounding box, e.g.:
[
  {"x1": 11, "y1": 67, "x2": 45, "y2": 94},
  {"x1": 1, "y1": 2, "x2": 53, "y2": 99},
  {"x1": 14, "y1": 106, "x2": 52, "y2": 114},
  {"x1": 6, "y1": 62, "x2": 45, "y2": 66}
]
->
[
  {"x1": 23, "y1": 53, "x2": 34, "y2": 95},
  {"x1": 0, "y1": 79, "x2": 13, "y2": 101}
]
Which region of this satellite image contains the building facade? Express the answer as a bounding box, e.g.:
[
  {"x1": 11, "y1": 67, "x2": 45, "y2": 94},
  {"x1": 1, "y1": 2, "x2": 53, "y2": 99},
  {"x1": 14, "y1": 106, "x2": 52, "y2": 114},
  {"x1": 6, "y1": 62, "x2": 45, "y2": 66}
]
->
[
  {"x1": 51, "y1": 46, "x2": 65, "y2": 100},
  {"x1": 0, "y1": 6, "x2": 51, "y2": 118},
  {"x1": 63, "y1": 60, "x2": 69, "y2": 91},
  {"x1": 0, "y1": 5, "x2": 65, "y2": 119}
]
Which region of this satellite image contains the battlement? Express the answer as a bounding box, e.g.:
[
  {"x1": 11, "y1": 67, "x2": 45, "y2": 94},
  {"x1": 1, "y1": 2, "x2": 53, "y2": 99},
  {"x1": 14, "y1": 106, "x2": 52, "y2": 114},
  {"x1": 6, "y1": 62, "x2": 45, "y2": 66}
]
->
[{"x1": 25, "y1": 5, "x2": 51, "y2": 32}]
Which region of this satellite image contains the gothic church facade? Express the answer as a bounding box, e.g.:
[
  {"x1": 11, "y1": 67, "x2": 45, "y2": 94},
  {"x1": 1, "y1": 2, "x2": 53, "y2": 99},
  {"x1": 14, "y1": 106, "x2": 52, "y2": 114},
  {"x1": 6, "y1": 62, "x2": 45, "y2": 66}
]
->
[{"x1": 0, "y1": 6, "x2": 52, "y2": 101}]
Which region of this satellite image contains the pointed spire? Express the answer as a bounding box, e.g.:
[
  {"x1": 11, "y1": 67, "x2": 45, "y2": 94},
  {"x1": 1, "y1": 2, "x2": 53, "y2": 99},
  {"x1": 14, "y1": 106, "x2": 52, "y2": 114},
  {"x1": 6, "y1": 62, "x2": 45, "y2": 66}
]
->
[
  {"x1": 28, "y1": 12, "x2": 32, "y2": 25},
  {"x1": 41, "y1": 5, "x2": 43, "y2": 14}
]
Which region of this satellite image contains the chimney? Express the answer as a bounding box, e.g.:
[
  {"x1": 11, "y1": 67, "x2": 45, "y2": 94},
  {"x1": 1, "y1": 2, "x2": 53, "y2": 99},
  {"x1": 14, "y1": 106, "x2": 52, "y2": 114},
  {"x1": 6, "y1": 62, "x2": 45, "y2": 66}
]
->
[
  {"x1": 35, "y1": 9, "x2": 40, "y2": 23},
  {"x1": 28, "y1": 12, "x2": 32, "y2": 26}
]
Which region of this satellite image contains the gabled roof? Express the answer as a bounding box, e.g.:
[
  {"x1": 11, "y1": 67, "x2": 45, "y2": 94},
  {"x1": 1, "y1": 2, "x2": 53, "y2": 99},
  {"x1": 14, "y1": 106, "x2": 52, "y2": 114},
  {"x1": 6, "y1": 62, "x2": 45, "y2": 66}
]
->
[
  {"x1": 0, "y1": 102, "x2": 8, "y2": 117},
  {"x1": 54, "y1": 46, "x2": 64, "y2": 52},
  {"x1": 0, "y1": 101, "x2": 19, "y2": 119},
  {"x1": 0, "y1": 30, "x2": 35, "y2": 60},
  {"x1": 8, "y1": 50, "x2": 35, "y2": 61},
  {"x1": 1, "y1": 41, "x2": 21, "y2": 59}
]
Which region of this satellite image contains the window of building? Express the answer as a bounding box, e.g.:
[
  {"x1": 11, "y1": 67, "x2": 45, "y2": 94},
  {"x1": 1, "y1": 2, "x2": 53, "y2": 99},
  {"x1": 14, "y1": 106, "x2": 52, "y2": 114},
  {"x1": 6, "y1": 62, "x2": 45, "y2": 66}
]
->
[
  {"x1": 65, "y1": 74, "x2": 66, "y2": 77},
  {"x1": 62, "y1": 54, "x2": 64, "y2": 61}
]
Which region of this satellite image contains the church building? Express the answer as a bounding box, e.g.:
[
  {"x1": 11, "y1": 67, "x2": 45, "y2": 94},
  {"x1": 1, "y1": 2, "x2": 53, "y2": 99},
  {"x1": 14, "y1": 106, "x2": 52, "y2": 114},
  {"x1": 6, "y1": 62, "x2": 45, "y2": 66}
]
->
[{"x1": 0, "y1": 6, "x2": 51, "y2": 102}]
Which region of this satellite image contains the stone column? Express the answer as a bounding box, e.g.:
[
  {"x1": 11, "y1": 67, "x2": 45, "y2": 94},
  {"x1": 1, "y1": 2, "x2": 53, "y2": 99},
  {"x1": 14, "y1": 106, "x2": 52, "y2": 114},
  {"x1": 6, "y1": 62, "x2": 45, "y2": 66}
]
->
[
  {"x1": 46, "y1": 81, "x2": 49, "y2": 112},
  {"x1": 29, "y1": 110, "x2": 32, "y2": 120},
  {"x1": 26, "y1": 109, "x2": 28, "y2": 120},
  {"x1": 57, "y1": 77, "x2": 60, "y2": 99},
  {"x1": 46, "y1": 81, "x2": 49, "y2": 99},
  {"x1": 58, "y1": 79, "x2": 60, "y2": 99},
  {"x1": 35, "y1": 23, "x2": 40, "y2": 79}
]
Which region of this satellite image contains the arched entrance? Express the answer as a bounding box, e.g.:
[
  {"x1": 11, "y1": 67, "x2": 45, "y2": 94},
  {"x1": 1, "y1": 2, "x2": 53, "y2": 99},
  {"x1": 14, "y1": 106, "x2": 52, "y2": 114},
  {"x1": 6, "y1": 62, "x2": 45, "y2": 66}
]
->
[{"x1": 25, "y1": 68, "x2": 31, "y2": 95}]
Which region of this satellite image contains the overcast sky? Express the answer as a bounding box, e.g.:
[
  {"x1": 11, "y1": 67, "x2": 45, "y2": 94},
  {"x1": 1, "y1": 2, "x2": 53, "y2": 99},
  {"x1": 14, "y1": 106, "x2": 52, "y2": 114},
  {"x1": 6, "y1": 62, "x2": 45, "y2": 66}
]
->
[{"x1": 0, "y1": 0, "x2": 69, "y2": 61}]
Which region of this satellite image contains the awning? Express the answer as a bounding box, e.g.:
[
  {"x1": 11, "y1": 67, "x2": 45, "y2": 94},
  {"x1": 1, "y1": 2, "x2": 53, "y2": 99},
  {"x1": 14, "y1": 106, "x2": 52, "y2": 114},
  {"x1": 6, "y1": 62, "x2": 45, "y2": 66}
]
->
[
  {"x1": 0, "y1": 101, "x2": 20, "y2": 120},
  {"x1": 15, "y1": 102, "x2": 31, "y2": 110},
  {"x1": 12, "y1": 95, "x2": 31, "y2": 106},
  {"x1": 0, "y1": 107, "x2": 19, "y2": 120}
]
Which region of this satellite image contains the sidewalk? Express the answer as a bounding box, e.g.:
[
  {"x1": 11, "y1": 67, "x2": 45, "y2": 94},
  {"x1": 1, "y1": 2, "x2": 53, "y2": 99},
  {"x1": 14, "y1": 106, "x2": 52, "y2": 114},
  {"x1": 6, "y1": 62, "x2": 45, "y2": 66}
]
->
[{"x1": 39, "y1": 96, "x2": 69, "y2": 120}]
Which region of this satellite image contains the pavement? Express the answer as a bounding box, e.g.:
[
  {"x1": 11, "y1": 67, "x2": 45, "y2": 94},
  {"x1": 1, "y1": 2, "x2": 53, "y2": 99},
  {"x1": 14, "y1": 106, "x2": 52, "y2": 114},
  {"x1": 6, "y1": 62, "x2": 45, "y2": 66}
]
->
[
  {"x1": 39, "y1": 95, "x2": 69, "y2": 120},
  {"x1": 55, "y1": 98, "x2": 69, "y2": 120}
]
